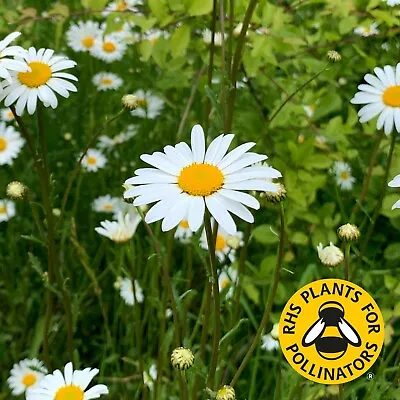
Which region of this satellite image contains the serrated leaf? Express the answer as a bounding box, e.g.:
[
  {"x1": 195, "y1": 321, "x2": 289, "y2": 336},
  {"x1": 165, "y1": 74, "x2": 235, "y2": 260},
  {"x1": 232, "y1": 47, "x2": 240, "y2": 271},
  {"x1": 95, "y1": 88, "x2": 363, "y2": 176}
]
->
[
  {"x1": 188, "y1": 0, "x2": 213, "y2": 16},
  {"x1": 170, "y1": 25, "x2": 190, "y2": 57}
]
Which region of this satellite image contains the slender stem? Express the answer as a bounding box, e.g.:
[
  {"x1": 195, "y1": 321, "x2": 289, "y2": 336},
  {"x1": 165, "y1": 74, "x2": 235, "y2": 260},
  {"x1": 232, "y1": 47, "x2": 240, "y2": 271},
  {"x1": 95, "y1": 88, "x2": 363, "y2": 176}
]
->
[
  {"x1": 204, "y1": 211, "x2": 221, "y2": 390},
  {"x1": 360, "y1": 131, "x2": 396, "y2": 260},
  {"x1": 338, "y1": 384, "x2": 344, "y2": 400},
  {"x1": 230, "y1": 203, "x2": 285, "y2": 387},
  {"x1": 344, "y1": 243, "x2": 350, "y2": 281},
  {"x1": 351, "y1": 130, "x2": 384, "y2": 217},
  {"x1": 227, "y1": 0, "x2": 234, "y2": 80},
  {"x1": 58, "y1": 110, "x2": 124, "y2": 227},
  {"x1": 226, "y1": 0, "x2": 259, "y2": 131},
  {"x1": 219, "y1": 0, "x2": 227, "y2": 129}
]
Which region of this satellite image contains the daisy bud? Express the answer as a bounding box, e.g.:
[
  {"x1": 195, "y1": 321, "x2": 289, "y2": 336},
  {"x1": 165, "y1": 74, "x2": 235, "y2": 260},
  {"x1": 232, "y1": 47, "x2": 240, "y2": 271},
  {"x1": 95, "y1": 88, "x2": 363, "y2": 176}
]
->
[
  {"x1": 122, "y1": 94, "x2": 139, "y2": 110},
  {"x1": 6, "y1": 181, "x2": 26, "y2": 200},
  {"x1": 317, "y1": 242, "x2": 344, "y2": 267},
  {"x1": 170, "y1": 347, "x2": 194, "y2": 370},
  {"x1": 270, "y1": 323, "x2": 279, "y2": 340},
  {"x1": 216, "y1": 385, "x2": 236, "y2": 400},
  {"x1": 64, "y1": 132, "x2": 72, "y2": 141},
  {"x1": 337, "y1": 223, "x2": 360, "y2": 242},
  {"x1": 327, "y1": 50, "x2": 341, "y2": 62},
  {"x1": 114, "y1": 276, "x2": 123, "y2": 290},
  {"x1": 226, "y1": 235, "x2": 241, "y2": 249},
  {"x1": 261, "y1": 183, "x2": 287, "y2": 204},
  {"x1": 52, "y1": 208, "x2": 61, "y2": 217}
]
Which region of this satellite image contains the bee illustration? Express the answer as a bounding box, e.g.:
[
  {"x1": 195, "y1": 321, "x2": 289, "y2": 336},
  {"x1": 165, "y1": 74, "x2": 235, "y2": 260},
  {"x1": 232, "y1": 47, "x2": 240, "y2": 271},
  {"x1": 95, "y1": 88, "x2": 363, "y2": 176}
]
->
[{"x1": 302, "y1": 301, "x2": 361, "y2": 360}]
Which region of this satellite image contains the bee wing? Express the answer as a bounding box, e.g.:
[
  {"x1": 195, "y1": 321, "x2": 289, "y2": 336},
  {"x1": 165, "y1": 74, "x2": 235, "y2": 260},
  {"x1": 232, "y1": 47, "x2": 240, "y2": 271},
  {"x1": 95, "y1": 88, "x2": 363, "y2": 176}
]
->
[
  {"x1": 302, "y1": 318, "x2": 325, "y2": 346},
  {"x1": 338, "y1": 318, "x2": 361, "y2": 346}
]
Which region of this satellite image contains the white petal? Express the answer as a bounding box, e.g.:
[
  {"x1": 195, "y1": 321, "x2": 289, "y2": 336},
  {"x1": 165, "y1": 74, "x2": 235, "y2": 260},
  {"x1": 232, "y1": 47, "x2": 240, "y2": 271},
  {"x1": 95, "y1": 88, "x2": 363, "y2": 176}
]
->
[
  {"x1": 377, "y1": 108, "x2": 390, "y2": 130},
  {"x1": 224, "y1": 179, "x2": 278, "y2": 192},
  {"x1": 392, "y1": 199, "x2": 400, "y2": 209},
  {"x1": 364, "y1": 73, "x2": 386, "y2": 90},
  {"x1": 384, "y1": 108, "x2": 394, "y2": 134},
  {"x1": 394, "y1": 109, "x2": 400, "y2": 133},
  {"x1": 358, "y1": 102, "x2": 385, "y2": 123},
  {"x1": 217, "y1": 142, "x2": 255, "y2": 170},
  {"x1": 145, "y1": 197, "x2": 179, "y2": 223},
  {"x1": 357, "y1": 84, "x2": 382, "y2": 95},
  {"x1": 64, "y1": 362, "x2": 73, "y2": 385},
  {"x1": 140, "y1": 153, "x2": 180, "y2": 175},
  {"x1": 384, "y1": 65, "x2": 396, "y2": 86},
  {"x1": 27, "y1": 89, "x2": 38, "y2": 114},
  {"x1": 389, "y1": 174, "x2": 400, "y2": 187},
  {"x1": 161, "y1": 194, "x2": 191, "y2": 231},
  {"x1": 84, "y1": 384, "x2": 109, "y2": 399},
  {"x1": 191, "y1": 124, "x2": 205, "y2": 163},
  {"x1": 205, "y1": 194, "x2": 237, "y2": 235},
  {"x1": 187, "y1": 196, "x2": 205, "y2": 231},
  {"x1": 222, "y1": 153, "x2": 267, "y2": 175},
  {"x1": 218, "y1": 188, "x2": 260, "y2": 209},
  {"x1": 216, "y1": 194, "x2": 254, "y2": 223},
  {"x1": 374, "y1": 67, "x2": 390, "y2": 87}
]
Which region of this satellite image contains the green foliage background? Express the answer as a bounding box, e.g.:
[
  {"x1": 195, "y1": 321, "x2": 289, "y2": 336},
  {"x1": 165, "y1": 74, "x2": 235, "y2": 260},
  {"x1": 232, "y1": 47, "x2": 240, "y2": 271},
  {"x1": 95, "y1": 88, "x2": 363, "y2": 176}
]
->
[{"x1": 0, "y1": 0, "x2": 400, "y2": 399}]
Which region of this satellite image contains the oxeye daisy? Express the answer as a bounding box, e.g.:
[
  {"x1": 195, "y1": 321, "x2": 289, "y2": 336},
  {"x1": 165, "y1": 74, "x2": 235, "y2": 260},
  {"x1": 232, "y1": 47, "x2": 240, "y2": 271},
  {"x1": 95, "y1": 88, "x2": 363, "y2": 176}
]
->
[
  {"x1": 354, "y1": 23, "x2": 379, "y2": 37},
  {"x1": 92, "y1": 72, "x2": 123, "y2": 91},
  {"x1": 0, "y1": 107, "x2": 16, "y2": 121},
  {"x1": 261, "y1": 324, "x2": 280, "y2": 351},
  {"x1": 92, "y1": 195, "x2": 119, "y2": 213},
  {"x1": 350, "y1": 64, "x2": 400, "y2": 134},
  {"x1": 130, "y1": 90, "x2": 164, "y2": 119},
  {"x1": 0, "y1": 48, "x2": 78, "y2": 116},
  {"x1": 0, "y1": 122, "x2": 25, "y2": 165},
  {"x1": 331, "y1": 161, "x2": 355, "y2": 190},
  {"x1": 26, "y1": 362, "x2": 108, "y2": 400},
  {"x1": 81, "y1": 149, "x2": 107, "y2": 172},
  {"x1": 95, "y1": 212, "x2": 141, "y2": 243},
  {"x1": 102, "y1": 0, "x2": 141, "y2": 16},
  {"x1": 317, "y1": 242, "x2": 344, "y2": 267},
  {"x1": 66, "y1": 20, "x2": 103, "y2": 52},
  {"x1": 174, "y1": 219, "x2": 193, "y2": 243},
  {"x1": 303, "y1": 104, "x2": 316, "y2": 118},
  {"x1": 143, "y1": 364, "x2": 157, "y2": 391},
  {"x1": 143, "y1": 29, "x2": 169, "y2": 45},
  {"x1": 217, "y1": 266, "x2": 238, "y2": 298},
  {"x1": 8, "y1": 358, "x2": 47, "y2": 396},
  {"x1": 124, "y1": 124, "x2": 282, "y2": 235},
  {"x1": 0, "y1": 32, "x2": 29, "y2": 83},
  {"x1": 91, "y1": 35, "x2": 126, "y2": 63},
  {"x1": 119, "y1": 277, "x2": 144, "y2": 305},
  {"x1": 200, "y1": 225, "x2": 243, "y2": 262},
  {"x1": 388, "y1": 174, "x2": 400, "y2": 209},
  {"x1": 0, "y1": 199, "x2": 16, "y2": 222}
]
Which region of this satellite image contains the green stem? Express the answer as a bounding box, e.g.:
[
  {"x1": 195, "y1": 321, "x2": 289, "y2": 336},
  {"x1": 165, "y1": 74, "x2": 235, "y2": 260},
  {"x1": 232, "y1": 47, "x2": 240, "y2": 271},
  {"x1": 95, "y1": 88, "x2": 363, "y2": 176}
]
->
[
  {"x1": 204, "y1": 211, "x2": 221, "y2": 390},
  {"x1": 344, "y1": 243, "x2": 350, "y2": 281},
  {"x1": 230, "y1": 203, "x2": 285, "y2": 387},
  {"x1": 360, "y1": 131, "x2": 396, "y2": 261},
  {"x1": 219, "y1": 0, "x2": 227, "y2": 129}
]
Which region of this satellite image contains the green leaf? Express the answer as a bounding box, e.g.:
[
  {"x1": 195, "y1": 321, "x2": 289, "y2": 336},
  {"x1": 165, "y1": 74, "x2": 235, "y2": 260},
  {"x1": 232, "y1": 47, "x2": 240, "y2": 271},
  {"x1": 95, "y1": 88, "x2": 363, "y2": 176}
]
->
[
  {"x1": 291, "y1": 232, "x2": 309, "y2": 246},
  {"x1": 81, "y1": 0, "x2": 108, "y2": 9},
  {"x1": 252, "y1": 225, "x2": 279, "y2": 244},
  {"x1": 188, "y1": 0, "x2": 213, "y2": 16},
  {"x1": 170, "y1": 25, "x2": 191, "y2": 57},
  {"x1": 338, "y1": 16, "x2": 357, "y2": 34},
  {"x1": 384, "y1": 243, "x2": 400, "y2": 260}
]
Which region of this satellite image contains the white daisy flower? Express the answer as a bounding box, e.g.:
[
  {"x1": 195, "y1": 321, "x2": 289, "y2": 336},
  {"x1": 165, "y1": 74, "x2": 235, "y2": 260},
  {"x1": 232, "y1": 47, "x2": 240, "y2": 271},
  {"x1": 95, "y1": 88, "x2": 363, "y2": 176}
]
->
[
  {"x1": 119, "y1": 277, "x2": 144, "y2": 305},
  {"x1": 130, "y1": 90, "x2": 164, "y2": 119},
  {"x1": 91, "y1": 35, "x2": 126, "y2": 63},
  {"x1": 350, "y1": 64, "x2": 400, "y2": 135},
  {"x1": 92, "y1": 195, "x2": 119, "y2": 213},
  {"x1": 143, "y1": 364, "x2": 157, "y2": 391},
  {"x1": 124, "y1": 125, "x2": 282, "y2": 235},
  {"x1": 217, "y1": 266, "x2": 238, "y2": 298},
  {"x1": 385, "y1": 0, "x2": 400, "y2": 5},
  {"x1": 102, "y1": 0, "x2": 141, "y2": 16},
  {"x1": 97, "y1": 127, "x2": 137, "y2": 150},
  {"x1": 0, "y1": 199, "x2": 16, "y2": 222},
  {"x1": 66, "y1": 20, "x2": 103, "y2": 52},
  {"x1": 331, "y1": 161, "x2": 355, "y2": 190},
  {"x1": 102, "y1": 22, "x2": 135, "y2": 42},
  {"x1": 92, "y1": 72, "x2": 123, "y2": 91},
  {"x1": 0, "y1": 107, "x2": 16, "y2": 121},
  {"x1": 354, "y1": 23, "x2": 380, "y2": 37},
  {"x1": 0, "y1": 32, "x2": 29, "y2": 83},
  {"x1": 26, "y1": 362, "x2": 108, "y2": 400},
  {"x1": 202, "y1": 29, "x2": 224, "y2": 46},
  {"x1": 261, "y1": 330, "x2": 279, "y2": 351},
  {"x1": 303, "y1": 105, "x2": 316, "y2": 118},
  {"x1": 0, "y1": 122, "x2": 25, "y2": 165},
  {"x1": 95, "y1": 211, "x2": 141, "y2": 243},
  {"x1": 0, "y1": 48, "x2": 78, "y2": 116},
  {"x1": 200, "y1": 225, "x2": 243, "y2": 262},
  {"x1": 388, "y1": 174, "x2": 400, "y2": 209},
  {"x1": 174, "y1": 219, "x2": 193, "y2": 243},
  {"x1": 317, "y1": 242, "x2": 344, "y2": 267},
  {"x1": 7, "y1": 358, "x2": 47, "y2": 396},
  {"x1": 143, "y1": 29, "x2": 169, "y2": 45},
  {"x1": 81, "y1": 149, "x2": 107, "y2": 172}
]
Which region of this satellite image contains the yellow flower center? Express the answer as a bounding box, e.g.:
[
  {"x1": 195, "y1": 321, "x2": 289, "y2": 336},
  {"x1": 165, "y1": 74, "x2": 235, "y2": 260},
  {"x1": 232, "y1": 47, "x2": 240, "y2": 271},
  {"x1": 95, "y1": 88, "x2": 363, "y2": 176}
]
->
[
  {"x1": 178, "y1": 163, "x2": 224, "y2": 197},
  {"x1": 103, "y1": 203, "x2": 113, "y2": 211},
  {"x1": 383, "y1": 86, "x2": 400, "y2": 107},
  {"x1": 0, "y1": 137, "x2": 7, "y2": 151},
  {"x1": 220, "y1": 278, "x2": 230, "y2": 289},
  {"x1": 81, "y1": 36, "x2": 94, "y2": 49},
  {"x1": 150, "y1": 37, "x2": 158, "y2": 45},
  {"x1": 22, "y1": 373, "x2": 37, "y2": 387},
  {"x1": 55, "y1": 385, "x2": 84, "y2": 400},
  {"x1": 101, "y1": 78, "x2": 113, "y2": 85},
  {"x1": 215, "y1": 234, "x2": 226, "y2": 251},
  {"x1": 103, "y1": 41, "x2": 116, "y2": 53},
  {"x1": 0, "y1": 205, "x2": 6, "y2": 214},
  {"x1": 116, "y1": 1, "x2": 127, "y2": 11},
  {"x1": 137, "y1": 98, "x2": 147, "y2": 107},
  {"x1": 340, "y1": 171, "x2": 349, "y2": 180},
  {"x1": 18, "y1": 62, "x2": 52, "y2": 88},
  {"x1": 87, "y1": 157, "x2": 97, "y2": 165},
  {"x1": 7, "y1": 110, "x2": 14, "y2": 119},
  {"x1": 179, "y1": 220, "x2": 189, "y2": 228}
]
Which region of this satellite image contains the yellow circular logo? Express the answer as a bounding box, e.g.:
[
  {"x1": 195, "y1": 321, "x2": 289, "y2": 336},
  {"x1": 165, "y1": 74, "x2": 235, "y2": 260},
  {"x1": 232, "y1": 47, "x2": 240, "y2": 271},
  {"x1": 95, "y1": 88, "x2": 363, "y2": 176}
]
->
[{"x1": 279, "y1": 279, "x2": 384, "y2": 384}]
